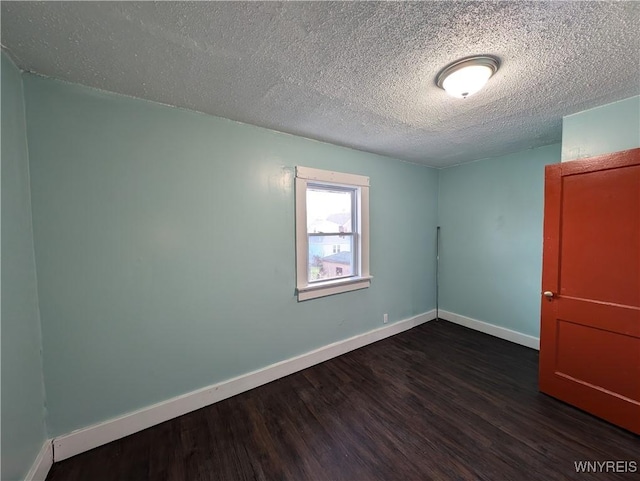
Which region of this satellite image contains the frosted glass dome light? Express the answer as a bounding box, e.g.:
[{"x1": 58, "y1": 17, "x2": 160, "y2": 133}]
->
[{"x1": 436, "y1": 56, "x2": 499, "y2": 99}]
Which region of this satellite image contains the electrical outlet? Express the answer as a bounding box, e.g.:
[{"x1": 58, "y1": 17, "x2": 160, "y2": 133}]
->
[{"x1": 383, "y1": 313, "x2": 388, "y2": 324}]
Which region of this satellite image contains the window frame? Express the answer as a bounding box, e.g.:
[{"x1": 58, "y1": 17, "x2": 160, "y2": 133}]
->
[{"x1": 295, "y1": 166, "x2": 371, "y2": 301}]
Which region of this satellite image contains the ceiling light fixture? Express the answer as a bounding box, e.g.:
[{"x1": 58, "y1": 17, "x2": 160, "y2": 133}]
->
[{"x1": 436, "y1": 55, "x2": 500, "y2": 99}]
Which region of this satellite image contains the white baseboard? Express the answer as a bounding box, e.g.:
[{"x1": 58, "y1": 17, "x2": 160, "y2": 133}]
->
[
  {"x1": 438, "y1": 310, "x2": 540, "y2": 350},
  {"x1": 53, "y1": 309, "x2": 436, "y2": 461},
  {"x1": 24, "y1": 440, "x2": 53, "y2": 481}
]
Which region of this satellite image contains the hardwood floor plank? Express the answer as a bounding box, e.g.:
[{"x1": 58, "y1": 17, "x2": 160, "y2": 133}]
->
[{"x1": 46, "y1": 320, "x2": 639, "y2": 481}]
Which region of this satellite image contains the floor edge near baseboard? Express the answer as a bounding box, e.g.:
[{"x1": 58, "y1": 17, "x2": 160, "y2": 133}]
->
[
  {"x1": 53, "y1": 309, "x2": 436, "y2": 462},
  {"x1": 438, "y1": 310, "x2": 540, "y2": 350}
]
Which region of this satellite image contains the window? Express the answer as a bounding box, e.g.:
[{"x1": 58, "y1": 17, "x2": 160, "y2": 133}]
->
[{"x1": 295, "y1": 166, "x2": 371, "y2": 301}]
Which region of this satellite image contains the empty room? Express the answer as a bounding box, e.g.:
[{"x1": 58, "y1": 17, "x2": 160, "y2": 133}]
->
[{"x1": 2, "y1": 2, "x2": 639, "y2": 480}]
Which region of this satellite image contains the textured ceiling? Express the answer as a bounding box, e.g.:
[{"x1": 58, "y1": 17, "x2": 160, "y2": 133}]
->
[{"x1": 2, "y1": 1, "x2": 639, "y2": 167}]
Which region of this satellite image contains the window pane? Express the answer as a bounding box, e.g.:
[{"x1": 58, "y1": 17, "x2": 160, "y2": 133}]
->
[
  {"x1": 308, "y1": 235, "x2": 354, "y2": 282},
  {"x1": 307, "y1": 187, "x2": 353, "y2": 234}
]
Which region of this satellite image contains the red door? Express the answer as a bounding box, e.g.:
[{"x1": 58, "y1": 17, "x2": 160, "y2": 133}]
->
[{"x1": 539, "y1": 148, "x2": 640, "y2": 434}]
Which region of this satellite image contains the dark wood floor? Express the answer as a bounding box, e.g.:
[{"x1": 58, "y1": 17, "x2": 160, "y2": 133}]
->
[{"x1": 47, "y1": 320, "x2": 639, "y2": 481}]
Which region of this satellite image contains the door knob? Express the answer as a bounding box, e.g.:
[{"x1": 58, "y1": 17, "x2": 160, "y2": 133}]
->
[{"x1": 543, "y1": 291, "x2": 555, "y2": 299}]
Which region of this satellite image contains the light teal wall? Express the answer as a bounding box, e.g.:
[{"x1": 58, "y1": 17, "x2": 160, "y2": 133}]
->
[
  {"x1": 22, "y1": 74, "x2": 438, "y2": 436},
  {"x1": 437, "y1": 144, "x2": 561, "y2": 338},
  {"x1": 562, "y1": 96, "x2": 640, "y2": 161},
  {"x1": 1, "y1": 52, "x2": 47, "y2": 480}
]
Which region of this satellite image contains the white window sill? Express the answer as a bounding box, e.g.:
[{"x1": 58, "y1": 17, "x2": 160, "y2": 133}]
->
[{"x1": 297, "y1": 276, "x2": 372, "y2": 301}]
